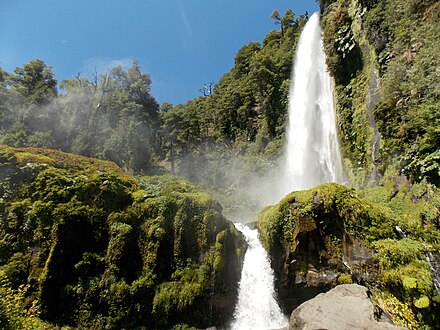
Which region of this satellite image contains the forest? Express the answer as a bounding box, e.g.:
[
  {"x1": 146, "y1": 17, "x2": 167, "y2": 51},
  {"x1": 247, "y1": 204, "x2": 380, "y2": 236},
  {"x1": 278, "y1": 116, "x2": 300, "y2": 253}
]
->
[{"x1": 0, "y1": 0, "x2": 439, "y2": 329}]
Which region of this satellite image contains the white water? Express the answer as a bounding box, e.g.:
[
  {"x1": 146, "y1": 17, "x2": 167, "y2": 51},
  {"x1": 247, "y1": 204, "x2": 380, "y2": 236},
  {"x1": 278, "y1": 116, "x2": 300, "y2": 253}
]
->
[
  {"x1": 427, "y1": 252, "x2": 440, "y2": 292},
  {"x1": 230, "y1": 12, "x2": 344, "y2": 329},
  {"x1": 282, "y1": 12, "x2": 343, "y2": 194},
  {"x1": 230, "y1": 223, "x2": 288, "y2": 330}
]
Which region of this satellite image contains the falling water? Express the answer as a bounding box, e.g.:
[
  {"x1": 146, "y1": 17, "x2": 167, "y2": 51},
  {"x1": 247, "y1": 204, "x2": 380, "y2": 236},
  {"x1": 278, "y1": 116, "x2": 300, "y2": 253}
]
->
[
  {"x1": 231, "y1": 12, "x2": 344, "y2": 329},
  {"x1": 426, "y1": 252, "x2": 440, "y2": 292},
  {"x1": 282, "y1": 12, "x2": 343, "y2": 194},
  {"x1": 230, "y1": 223, "x2": 288, "y2": 330}
]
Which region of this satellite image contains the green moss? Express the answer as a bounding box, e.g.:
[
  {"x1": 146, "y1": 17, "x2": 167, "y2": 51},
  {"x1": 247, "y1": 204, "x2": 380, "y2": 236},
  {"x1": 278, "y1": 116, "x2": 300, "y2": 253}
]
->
[
  {"x1": 153, "y1": 262, "x2": 210, "y2": 315},
  {"x1": 259, "y1": 179, "x2": 439, "y2": 328},
  {"x1": 0, "y1": 147, "x2": 245, "y2": 329},
  {"x1": 337, "y1": 273, "x2": 353, "y2": 284},
  {"x1": 258, "y1": 183, "x2": 377, "y2": 252}
]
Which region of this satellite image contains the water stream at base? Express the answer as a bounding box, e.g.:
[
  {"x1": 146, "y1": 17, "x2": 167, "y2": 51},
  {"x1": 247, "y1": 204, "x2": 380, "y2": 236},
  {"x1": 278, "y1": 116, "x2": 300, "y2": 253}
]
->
[
  {"x1": 426, "y1": 252, "x2": 440, "y2": 292},
  {"x1": 230, "y1": 223, "x2": 288, "y2": 330}
]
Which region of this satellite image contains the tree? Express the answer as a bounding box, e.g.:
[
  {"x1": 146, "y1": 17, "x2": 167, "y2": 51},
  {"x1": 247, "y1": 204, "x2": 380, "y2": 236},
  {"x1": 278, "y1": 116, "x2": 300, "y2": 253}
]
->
[
  {"x1": 199, "y1": 82, "x2": 214, "y2": 96},
  {"x1": 271, "y1": 9, "x2": 296, "y2": 36},
  {"x1": 9, "y1": 59, "x2": 57, "y2": 105}
]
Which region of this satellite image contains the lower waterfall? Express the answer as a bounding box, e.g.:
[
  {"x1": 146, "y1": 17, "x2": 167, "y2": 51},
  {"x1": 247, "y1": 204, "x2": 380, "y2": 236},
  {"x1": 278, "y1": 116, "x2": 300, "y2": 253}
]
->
[{"x1": 230, "y1": 223, "x2": 288, "y2": 330}]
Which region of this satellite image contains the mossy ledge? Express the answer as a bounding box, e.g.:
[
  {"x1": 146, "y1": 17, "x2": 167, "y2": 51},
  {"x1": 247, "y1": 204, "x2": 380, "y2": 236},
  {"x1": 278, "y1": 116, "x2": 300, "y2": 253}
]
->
[
  {"x1": 0, "y1": 145, "x2": 246, "y2": 329},
  {"x1": 258, "y1": 181, "x2": 440, "y2": 329}
]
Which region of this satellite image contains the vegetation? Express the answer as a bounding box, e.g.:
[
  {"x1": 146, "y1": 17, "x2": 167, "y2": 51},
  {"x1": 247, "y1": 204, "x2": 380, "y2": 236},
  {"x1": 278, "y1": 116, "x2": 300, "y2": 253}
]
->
[
  {"x1": 258, "y1": 174, "x2": 440, "y2": 328},
  {"x1": 0, "y1": 145, "x2": 245, "y2": 329},
  {"x1": 0, "y1": 60, "x2": 161, "y2": 175},
  {"x1": 0, "y1": 1, "x2": 439, "y2": 328},
  {"x1": 321, "y1": 0, "x2": 440, "y2": 185}
]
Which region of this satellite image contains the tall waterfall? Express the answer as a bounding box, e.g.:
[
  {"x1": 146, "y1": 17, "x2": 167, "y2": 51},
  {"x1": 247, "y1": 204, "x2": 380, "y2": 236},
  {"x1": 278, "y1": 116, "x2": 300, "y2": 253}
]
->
[
  {"x1": 230, "y1": 224, "x2": 288, "y2": 330},
  {"x1": 231, "y1": 12, "x2": 343, "y2": 329},
  {"x1": 282, "y1": 12, "x2": 343, "y2": 194}
]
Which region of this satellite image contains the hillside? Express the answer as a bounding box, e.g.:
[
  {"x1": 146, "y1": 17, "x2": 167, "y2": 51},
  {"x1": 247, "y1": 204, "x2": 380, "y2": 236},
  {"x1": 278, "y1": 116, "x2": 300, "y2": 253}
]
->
[{"x1": 0, "y1": 145, "x2": 245, "y2": 329}]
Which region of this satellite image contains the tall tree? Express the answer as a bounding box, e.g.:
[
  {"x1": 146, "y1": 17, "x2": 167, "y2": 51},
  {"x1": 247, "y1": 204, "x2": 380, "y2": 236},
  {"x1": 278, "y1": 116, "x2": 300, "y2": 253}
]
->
[{"x1": 9, "y1": 59, "x2": 57, "y2": 105}]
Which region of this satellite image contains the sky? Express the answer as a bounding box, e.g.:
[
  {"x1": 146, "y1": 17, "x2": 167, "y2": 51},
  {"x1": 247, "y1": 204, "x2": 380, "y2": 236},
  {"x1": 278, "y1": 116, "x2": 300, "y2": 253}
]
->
[{"x1": 0, "y1": 0, "x2": 319, "y2": 105}]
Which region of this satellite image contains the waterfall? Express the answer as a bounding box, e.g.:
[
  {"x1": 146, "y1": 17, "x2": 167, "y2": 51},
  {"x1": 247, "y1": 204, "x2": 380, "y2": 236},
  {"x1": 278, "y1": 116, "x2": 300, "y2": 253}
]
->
[
  {"x1": 427, "y1": 252, "x2": 440, "y2": 292},
  {"x1": 230, "y1": 223, "x2": 288, "y2": 330},
  {"x1": 231, "y1": 12, "x2": 343, "y2": 329},
  {"x1": 282, "y1": 12, "x2": 343, "y2": 194}
]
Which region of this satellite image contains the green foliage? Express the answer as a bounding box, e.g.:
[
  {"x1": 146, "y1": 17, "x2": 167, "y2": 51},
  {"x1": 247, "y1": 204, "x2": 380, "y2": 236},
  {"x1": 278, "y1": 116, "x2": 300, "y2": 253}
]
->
[
  {"x1": 9, "y1": 59, "x2": 57, "y2": 105},
  {"x1": 340, "y1": 0, "x2": 439, "y2": 185},
  {"x1": 322, "y1": 1, "x2": 363, "y2": 85},
  {"x1": 373, "y1": 238, "x2": 425, "y2": 270},
  {"x1": 0, "y1": 146, "x2": 244, "y2": 329},
  {"x1": 371, "y1": 290, "x2": 421, "y2": 329},
  {"x1": 337, "y1": 273, "x2": 353, "y2": 284},
  {"x1": 152, "y1": 262, "x2": 209, "y2": 322},
  {"x1": 414, "y1": 296, "x2": 430, "y2": 309},
  {"x1": 0, "y1": 60, "x2": 160, "y2": 175},
  {"x1": 0, "y1": 271, "x2": 51, "y2": 329}
]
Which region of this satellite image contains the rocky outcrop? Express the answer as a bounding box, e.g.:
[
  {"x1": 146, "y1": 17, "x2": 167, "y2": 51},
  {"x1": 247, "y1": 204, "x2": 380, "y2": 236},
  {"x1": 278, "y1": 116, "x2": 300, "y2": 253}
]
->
[
  {"x1": 289, "y1": 284, "x2": 406, "y2": 330},
  {"x1": 258, "y1": 183, "x2": 378, "y2": 312},
  {"x1": 0, "y1": 145, "x2": 246, "y2": 329}
]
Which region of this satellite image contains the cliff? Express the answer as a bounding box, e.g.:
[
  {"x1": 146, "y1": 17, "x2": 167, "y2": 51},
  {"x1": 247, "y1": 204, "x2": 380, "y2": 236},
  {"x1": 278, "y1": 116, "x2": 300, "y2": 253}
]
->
[
  {"x1": 258, "y1": 181, "x2": 439, "y2": 329},
  {"x1": 0, "y1": 145, "x2": 245, "y2": 329}
]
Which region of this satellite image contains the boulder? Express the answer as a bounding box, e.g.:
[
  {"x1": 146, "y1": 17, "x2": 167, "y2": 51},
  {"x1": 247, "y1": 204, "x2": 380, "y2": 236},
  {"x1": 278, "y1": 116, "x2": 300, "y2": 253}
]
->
[{"x1": 289, "y1": 284, "x2": 406, "y2": 330}]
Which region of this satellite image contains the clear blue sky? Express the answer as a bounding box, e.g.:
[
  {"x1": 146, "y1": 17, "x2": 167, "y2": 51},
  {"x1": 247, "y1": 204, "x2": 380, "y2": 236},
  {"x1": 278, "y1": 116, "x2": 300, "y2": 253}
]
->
[{"x1": 0, "y1": 0, "x2": 319, "y2": 105}]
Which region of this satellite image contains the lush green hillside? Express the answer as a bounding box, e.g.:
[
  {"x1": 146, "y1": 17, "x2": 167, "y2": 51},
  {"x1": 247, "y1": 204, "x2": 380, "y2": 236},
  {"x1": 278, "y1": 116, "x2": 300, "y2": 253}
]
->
[
  {"x1": 0, "y1": 145, "x2": 245, "y2": 329},
  {"x1": 320, "y1": 0, "x2": 439, "y2": 186}
]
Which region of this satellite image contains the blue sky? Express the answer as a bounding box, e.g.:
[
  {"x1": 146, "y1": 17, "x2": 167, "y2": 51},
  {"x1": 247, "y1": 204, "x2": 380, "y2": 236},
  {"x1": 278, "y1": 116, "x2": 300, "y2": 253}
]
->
[{"x1": 0, "y1": 0, "x2": 319, "y2": 105}]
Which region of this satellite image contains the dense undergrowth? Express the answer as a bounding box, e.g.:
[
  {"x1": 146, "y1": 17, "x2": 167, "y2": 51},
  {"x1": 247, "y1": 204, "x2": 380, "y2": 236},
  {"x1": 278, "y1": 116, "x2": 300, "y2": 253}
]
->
[{"x1": 0, "y1": 145, "x2": 245, "y2": 329}]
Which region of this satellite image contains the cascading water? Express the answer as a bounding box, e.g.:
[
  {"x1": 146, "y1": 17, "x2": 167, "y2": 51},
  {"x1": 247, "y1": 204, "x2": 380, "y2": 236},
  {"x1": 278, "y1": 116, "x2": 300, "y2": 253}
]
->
[
  {"x1": 231, "y1": 12, "x2": 344, "y2": 329},
  {"x1": 282, "y1": 12, "x2": 343, "y2": 194},
  {"x1": 426, "y1": 252, "x2": 440, "y2": 292},
  {"x1": 230, "y1": 224, "x2": 288, "y2": 330}
]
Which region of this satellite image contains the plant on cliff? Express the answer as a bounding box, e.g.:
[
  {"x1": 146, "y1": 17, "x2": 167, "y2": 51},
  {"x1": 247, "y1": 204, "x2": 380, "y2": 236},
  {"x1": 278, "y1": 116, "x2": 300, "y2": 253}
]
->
[{"x1": 321, "y1": 0, "x2": 440, "y2": 185}]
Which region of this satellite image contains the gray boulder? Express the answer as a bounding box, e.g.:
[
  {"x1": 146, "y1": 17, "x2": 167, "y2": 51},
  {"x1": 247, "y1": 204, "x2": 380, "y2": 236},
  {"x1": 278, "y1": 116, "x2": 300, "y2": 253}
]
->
[{"x1": 289, "y1": 284, "x2": 406, "y2": 330}]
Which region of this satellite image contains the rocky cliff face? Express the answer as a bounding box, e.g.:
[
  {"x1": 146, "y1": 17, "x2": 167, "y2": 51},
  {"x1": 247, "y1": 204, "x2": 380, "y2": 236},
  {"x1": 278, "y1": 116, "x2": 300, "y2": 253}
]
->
[
  {"x1": 258, "y1": 181, "x2": 440, "y2": 329},
  {"x1": 0, "y1": 145, "x2": 245, "y2": 329},
  {"x1": 258, "y1": 183, "x2": 377, "y2": 312}
]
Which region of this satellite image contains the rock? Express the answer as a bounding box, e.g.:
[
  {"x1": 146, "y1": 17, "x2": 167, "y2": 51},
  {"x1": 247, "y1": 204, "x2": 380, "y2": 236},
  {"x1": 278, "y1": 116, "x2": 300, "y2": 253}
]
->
[
  {"x1": 289, "y1": 284, "x2": 407, "y2": 330},
  {"x1": 257, "y1": 183, "x2": 378, "y2": 311},
  {"x1": 0, "y1": 145, "x2": 246, "y2": 329}
]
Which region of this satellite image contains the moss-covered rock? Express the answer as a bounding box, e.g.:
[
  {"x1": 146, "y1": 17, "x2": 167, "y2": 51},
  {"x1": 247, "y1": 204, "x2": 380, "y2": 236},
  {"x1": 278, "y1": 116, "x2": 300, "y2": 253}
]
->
[
  {"x1": 257, "y1": 181, "x2": 440, "y2": 328},
  {"x1": 258, "y1": 183, "x2": 377, "y2": 312},
  {"x1": 0, "y1": 145, "x2": 246, "y2": 329}
]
